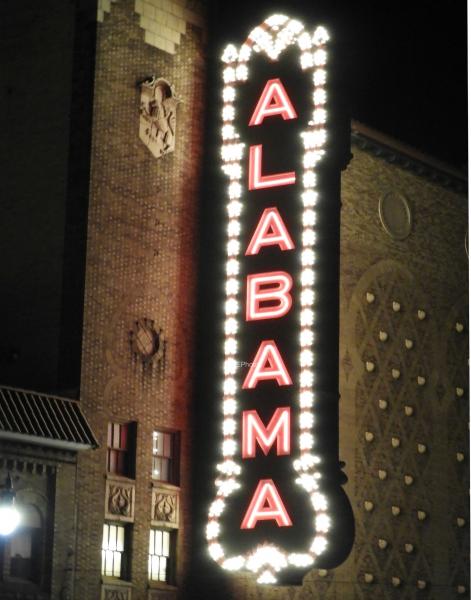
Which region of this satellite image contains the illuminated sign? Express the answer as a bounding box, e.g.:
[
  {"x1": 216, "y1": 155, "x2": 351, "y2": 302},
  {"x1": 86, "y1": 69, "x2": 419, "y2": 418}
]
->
[{"x1": 207, "y1": 14, "x2": 353, "y2": 584}]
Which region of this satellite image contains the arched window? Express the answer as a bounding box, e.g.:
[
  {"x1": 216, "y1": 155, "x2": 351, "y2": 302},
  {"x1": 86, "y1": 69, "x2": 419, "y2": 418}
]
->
[{"x1": 8, "y1": 504, "x2": 43, "y2": 583}]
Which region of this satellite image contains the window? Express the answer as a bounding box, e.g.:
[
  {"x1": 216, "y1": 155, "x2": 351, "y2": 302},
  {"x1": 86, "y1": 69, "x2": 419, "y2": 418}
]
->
[
  {"x1": 148, "y1": 529, "x2": 173, "y2": 583},
  {"x1": 0, "y1": 504, "x2": 43, "y2": 584},
  {"x1": 152, "y1": 431, "x2": 178, "y2": 484},
  {"x1": 107, "y1": 422, "x2": 136, "y2": 477},
  {"x1": 101, "y1": 523, "x2": 128, "y2": 578}
]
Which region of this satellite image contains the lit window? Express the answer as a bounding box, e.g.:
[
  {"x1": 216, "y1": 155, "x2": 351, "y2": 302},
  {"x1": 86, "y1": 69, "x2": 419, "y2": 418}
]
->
[
  {"x1": 101, "y1": 523, "x2": 127, "y2": 578},
  {"x1": 148, "y1": 529, "x2": 173, "y2": 583},
  {"x1": 152, "y1": 431, "x2": 178, "y2": 484},
  {"x1": 107, "y1": 422, "x2": 135, "y2": 477}
]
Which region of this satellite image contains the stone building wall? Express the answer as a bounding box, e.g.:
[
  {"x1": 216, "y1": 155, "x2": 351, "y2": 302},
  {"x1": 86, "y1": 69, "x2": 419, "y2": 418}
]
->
[
  {"x1": 74, "y1": 1, "x2": 206, "y2": 598},
  {"x1": 226, "y1": 143, "x2": 468, "y2": 598},
  {"x1": 0, "y1": 448, "x2": 78, "y2": 600}
]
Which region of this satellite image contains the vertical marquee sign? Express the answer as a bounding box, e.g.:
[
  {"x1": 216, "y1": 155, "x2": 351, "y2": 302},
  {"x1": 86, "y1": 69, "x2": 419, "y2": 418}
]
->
[{"x1": 207, "y1": 14, "x2": 354, "y2": 585}]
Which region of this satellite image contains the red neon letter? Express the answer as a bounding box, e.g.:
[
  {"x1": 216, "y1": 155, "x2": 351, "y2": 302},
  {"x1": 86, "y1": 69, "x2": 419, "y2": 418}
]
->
[
  {"x1": 241, "y1": 479, "x2": 292, "y2": 529},
  {"x1": 249, "y1": 79, "x2": 298, "y2": 126},
  {"x1": 242, "y1": 340, "x2": 292, "y2": 389},
  {"x1": 246, "y1": 272, "x2": 293, "y2": 321},
  {"x1": 242, "y1": 407, "x2": 291, "y2": 458},
  {"x1": 248, "y1": 145, "x2": 296, "y2": 190},
  {"x1": 246, "y1": 207, "x2": 295, "y2": 255}
]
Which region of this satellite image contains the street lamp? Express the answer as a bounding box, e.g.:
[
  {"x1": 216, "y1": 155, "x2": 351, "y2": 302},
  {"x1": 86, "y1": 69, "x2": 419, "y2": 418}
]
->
[{"x1": 0, "y1": 474, "x2": 21, "y2": 536}]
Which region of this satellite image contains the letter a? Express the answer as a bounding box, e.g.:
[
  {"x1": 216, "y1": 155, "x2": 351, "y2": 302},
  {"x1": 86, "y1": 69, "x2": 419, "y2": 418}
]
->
[
  {"x1": 246, "y1": 207, "x2": 295, "y2": 255},
  {"x1": 242, "y1": 340, "x2": 292, "y2": 389},
  {"x1": 241, "y1": 479, "x2": 292, "y2": 529},
  {"x1": 249, "y1": 79, "x2": 298, "y2": 126}
]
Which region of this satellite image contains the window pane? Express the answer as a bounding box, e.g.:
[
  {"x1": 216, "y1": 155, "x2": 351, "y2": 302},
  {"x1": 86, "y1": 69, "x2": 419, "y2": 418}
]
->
[
  {"x1": 105, "y1": 550, "x2": 114, "y2": 575},
  {"x1": 151, "y1": 555, "x2": 159, "y2": 580},
  {"x1": 102, "y1": 525, "x2": 108, "y2": 550},
  {"x1": 108, "y1": 525, "x2": 117, "y2": 551},
  {"x1": 149, "y1": 530, "x2": 154, "y2": 554},
  {"x1": 162, "y1": 531, "x2": 170, "y2": 556},
  {"x1": 120, "y1": 424, "x2": 128, "y2": 450},
  {"x1": 155, "y1": 530, "x2": 162, "y2": 555},
  {"x1": 114, "y1": 550, "x2": 122, "y2": 577},
  {"x1": 117, "y1": 451, "x2": 125, "y2": 475},
  {"x1": 160, "y1": 458, "x2": 169, "y2": 481},
  {"x1": 152, "y1": 457, "x2": 161, "y2": 478},
  {"x1": 159, "y1": 556, "x2": 167, "y2": 581},
  {"x1": 113, "y1": 424, "x2": 121, "y2": 448},
  {"x1": 163, "y1": 433, "x2": 171, "y2": 457},
  {"x1": 116, "y1": 525, "x2": 124, "y2": 552}
]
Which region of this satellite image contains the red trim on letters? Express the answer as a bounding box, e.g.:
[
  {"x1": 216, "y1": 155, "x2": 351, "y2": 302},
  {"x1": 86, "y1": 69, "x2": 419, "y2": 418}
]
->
[
  {"x1": 245, "y1": 207, "x2": 295, "y2": 255},
  {"x1": 241, "y1": 479, "x2": 293, "y2": 529},
  {"x1": 246, "y1": 271, "x2": 293, "y2": 321},
  {"x1": 242, "y1": 340, "x2": 292, "y2": 388},
  {"x1": 249, "y1": 78, "x2": 298, "y2": 126},
  {"x1": 248, "y1": 145, "x2": 296, "y2": 190},
  {"x1": 242, "y1": 407, "x2": 291, "y2": 458}
]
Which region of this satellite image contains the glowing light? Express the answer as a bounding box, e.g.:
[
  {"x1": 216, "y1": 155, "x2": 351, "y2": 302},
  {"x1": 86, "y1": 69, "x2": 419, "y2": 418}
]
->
[
  {"x1": 0, "y1": 506, "x2": 21, "y2": 536},
  {"x1": 209, "y1": 543, "x2": 224, "y2": 561},
  {"x1": 210, "y1": 13, "x2": 332, "y2": 583}
]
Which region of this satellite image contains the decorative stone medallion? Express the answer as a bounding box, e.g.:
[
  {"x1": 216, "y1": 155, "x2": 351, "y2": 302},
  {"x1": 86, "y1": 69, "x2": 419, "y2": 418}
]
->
[
  {"x1": 105, "y1": 479, "x2": 135, "y2": 522},
  {"x1": 139, "y1": 77, "x2": 180, "y2": 158},
  {"x1": 378, "y1": 191, "x2": 412, "y2": 240},
  {"x1": 129, "y1": 318, "x2": 165, "y2": 366},
  {"x1": 151, "y1": 485, "x2": 179, "y2": 529}
]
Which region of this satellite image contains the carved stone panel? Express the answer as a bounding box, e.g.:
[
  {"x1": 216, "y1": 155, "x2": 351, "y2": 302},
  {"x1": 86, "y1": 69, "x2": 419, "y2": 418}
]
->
[
  {"x1": 105, "y1": 478, "x2": 135, "y2": 522},
  {"x1": 139, "y1": 77, "x2": 180, "y2": 159},
  {"x1": 101, "y1": 583, "x2": 132, "y2": 600},
  {"x1": 151, "y1": 485, "x2": 179, "y2": 528}
]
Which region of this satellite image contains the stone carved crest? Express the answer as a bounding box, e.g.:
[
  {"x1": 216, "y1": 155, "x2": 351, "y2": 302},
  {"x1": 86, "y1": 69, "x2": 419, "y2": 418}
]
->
[
  {"x1": 139, "y1": 77, "x2": 180, "y2": 158},
  {"x1": 151, "y1": 488, "x2": 179, "y2": 528},
  {"x1": 105, "y1": 480, "x2": 135, "y2": 522}
]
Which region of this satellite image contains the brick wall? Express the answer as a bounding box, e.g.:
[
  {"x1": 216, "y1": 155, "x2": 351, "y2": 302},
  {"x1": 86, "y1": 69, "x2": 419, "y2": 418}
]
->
[{"x1": 74, "y1": 1, "x2": 205, "y2": 598}]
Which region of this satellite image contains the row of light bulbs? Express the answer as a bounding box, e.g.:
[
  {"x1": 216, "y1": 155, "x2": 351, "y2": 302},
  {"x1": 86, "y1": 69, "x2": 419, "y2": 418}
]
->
[{"x1": 207, "y1": 15, "x2": 332, "y2": 584}]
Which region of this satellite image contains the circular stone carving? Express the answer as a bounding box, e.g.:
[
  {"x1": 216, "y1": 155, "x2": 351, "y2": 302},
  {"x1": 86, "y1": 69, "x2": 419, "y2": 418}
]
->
[{"x1": 378, "y1": 191, "x2": 412, "y2": 240}]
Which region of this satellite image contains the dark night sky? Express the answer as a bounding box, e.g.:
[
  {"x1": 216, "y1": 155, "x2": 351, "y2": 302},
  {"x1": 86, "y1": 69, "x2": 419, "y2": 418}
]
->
[{"x1": 207, "y1": 0, "x2": 468, "y2": 170}]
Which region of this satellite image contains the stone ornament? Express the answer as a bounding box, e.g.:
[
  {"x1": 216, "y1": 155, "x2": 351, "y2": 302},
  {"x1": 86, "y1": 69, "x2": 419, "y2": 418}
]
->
[
  {"x1": 392, "y1": 301, "x2": 401, "y2": 312},
  {"x1": 364, "y1": 501, "x2": 374, "y2": 512},
  {"x1": 378, "y1": 538, "x2": 388, "y2": 550},
  {"x1": 129, "y1": 318, "x2": 166, "y2": 367},
  {"x1": 391, "y1": 576, "x2": 401, "y2": 587},
  {"x1": 105, "y1": 480, "x2": 135, "y2": 522},
  {"x1": 378, "y1": 399, "x2": 388, "y2": 410},
  {"x1": 378, "y1": 191, "x2": 412, "y2": 240},
  {"x1": 417, "y1": 309, "x2": 426, "y2": 320},
  {"x1": 151, "y1": 486, "x2": 179, "y2": 528},
  {"x1": 101, "y1": 584, "x2": 132, "y2": 600},
  {"x1": 139, "y1": 77, "x2": 180, "y2": 158},
  {"x1": 365, "y1": 361, "x2": 375, "y2": 372},
  {"x1": 378, "y1": 330, "x2": 388, "y2": 342},
  {"x1": 364, "y1": 573, "x2": 374, "y2": 584},
  {"x1": 391, "y1": 506, "x2": 401, "y2": 516},
  {"x1": 404, "y1": 338, "x2": 414, "y2": 349},
  {"x1": 365, "y1": 292, "x2": 375, "y2": 304},
  {"x1": 404, "y1": 543, "x2": 414, "y2": 553}
]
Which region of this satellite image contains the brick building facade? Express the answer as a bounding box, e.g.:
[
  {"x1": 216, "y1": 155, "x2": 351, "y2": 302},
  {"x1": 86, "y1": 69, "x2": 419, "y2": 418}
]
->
[{"x1": 0, "y1": 2, "x2": 468, "y2": 600}]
